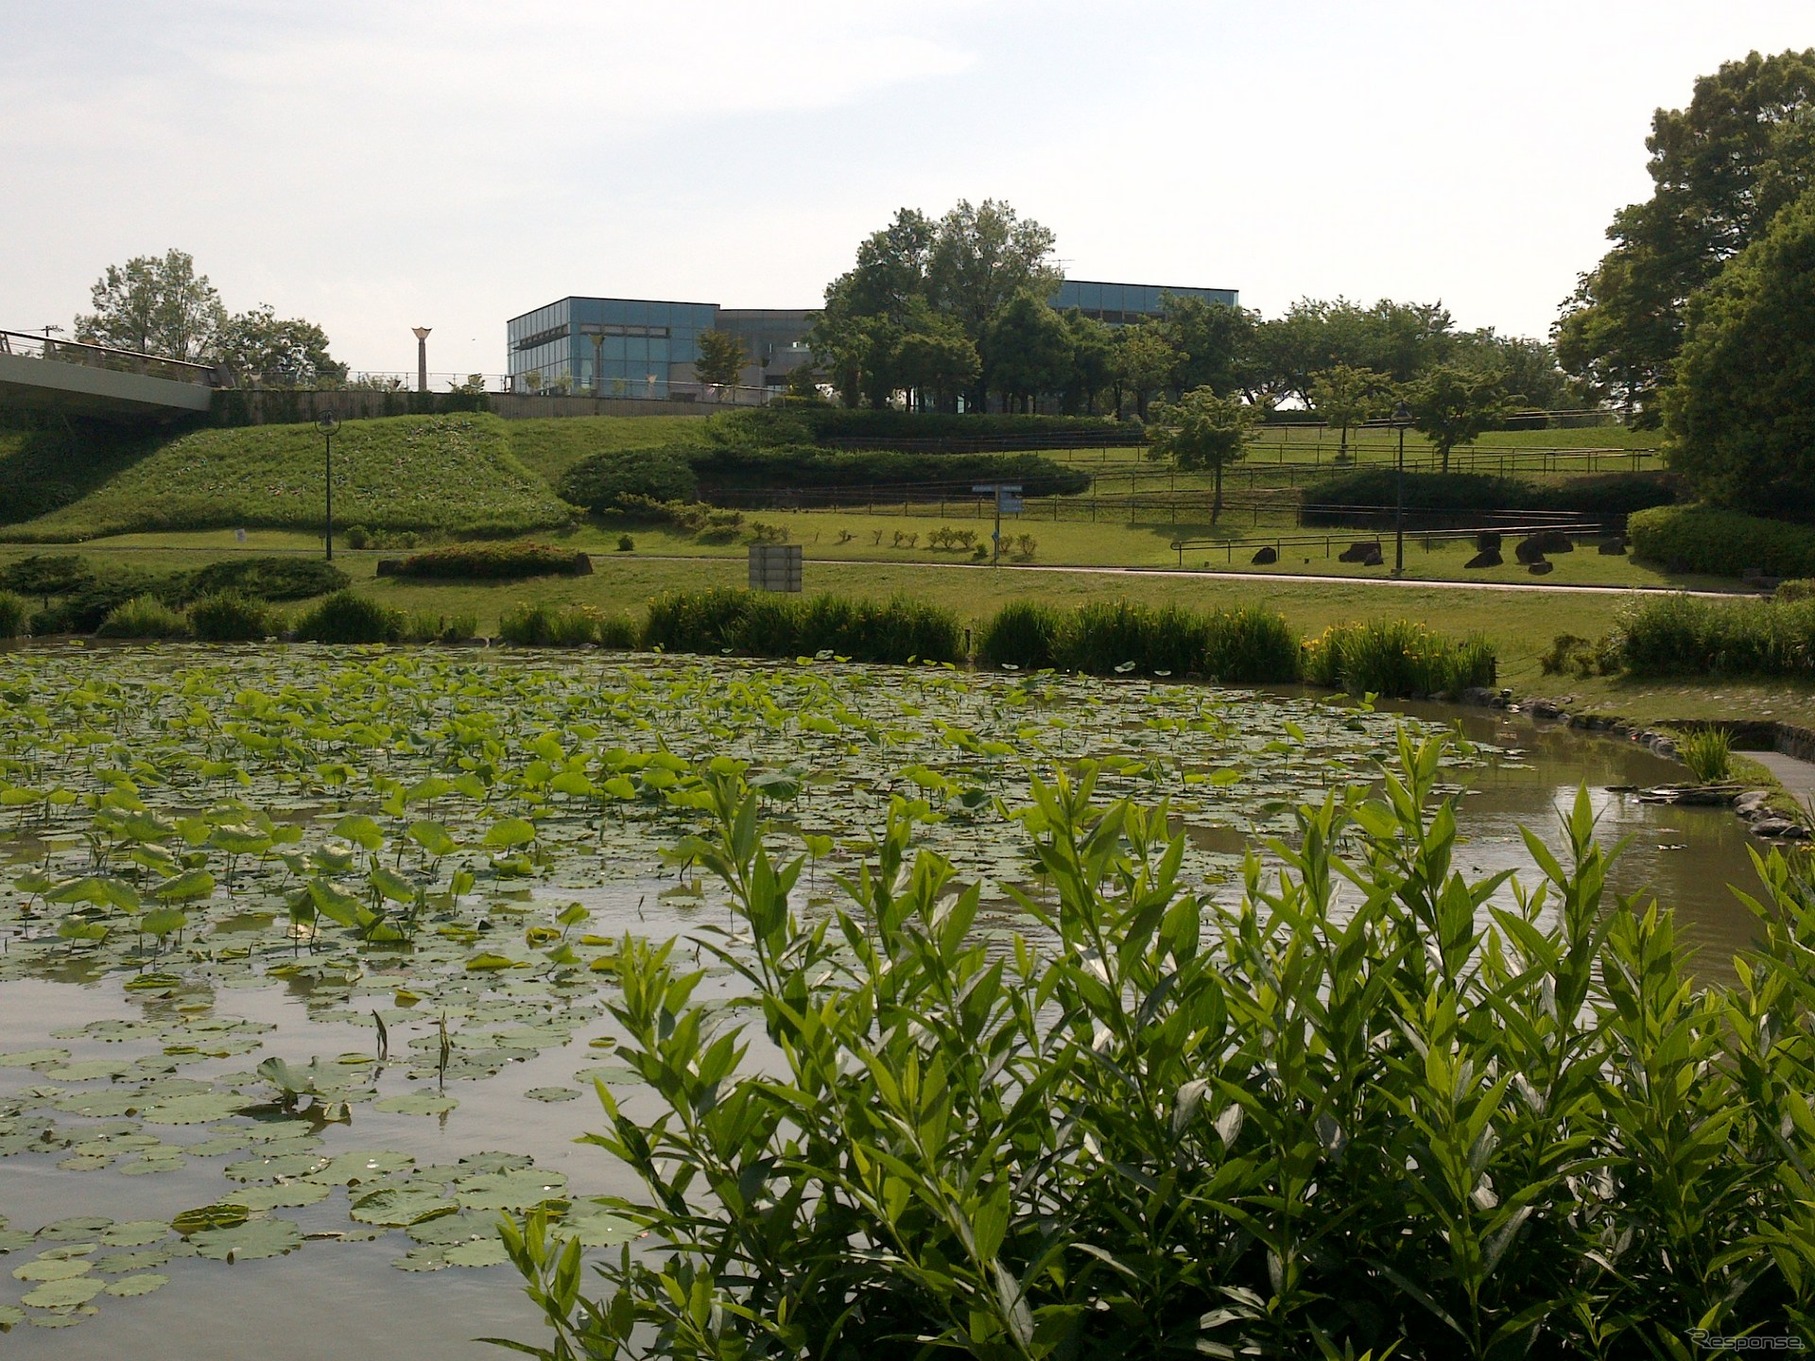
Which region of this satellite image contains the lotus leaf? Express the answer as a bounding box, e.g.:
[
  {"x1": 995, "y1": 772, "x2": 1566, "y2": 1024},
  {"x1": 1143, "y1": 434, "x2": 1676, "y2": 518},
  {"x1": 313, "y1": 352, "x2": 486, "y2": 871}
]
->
[
  {"x1": 442, "y1": 1237, "x2": 511, "y2": 1268},
  {"x1": 141, "y1": 1092, "x2": 247, "y2": 1124},
  {"x1": 454, "y1": 1167, "x2": 568, "y2": 1210},
  {"x1": 102, "y1": 1273, "x2": 168, "y2": 1297},
  {"x1": 225, "y1": 1181, "x2": 332, "y2": 1211},
  {"x1": 191, "y1": 1218, "x2": 303, "y2": 1261},
  {"x1": 97, "y1": 1222, "x2": 169, "y2": 1247},
  {"x1": 172, "y1": 1202, "x2": 250, "y2": 1235},
  {"x1": 20, "y1": 1276, "x2": 103, "y2": 1308},
  {"x1": 524, "y1": 1087, "x2": 579, "y2": 1102},
  {"x1": 302, "y1": 1148, "x2": 415, "y2": 1185},
  {"x1": 36, "y1": 1217, "x2": 111, "y2": 1241},
  {"x1": 349, "y1": 1188, "x2": 458, "y2": 1227},
  {"x1": 372, "y1": 1092, "x2": 458, "y2": 1116},
  {"x1": 13, "y1": 1258, "x2": 92, "y2": 1281}
]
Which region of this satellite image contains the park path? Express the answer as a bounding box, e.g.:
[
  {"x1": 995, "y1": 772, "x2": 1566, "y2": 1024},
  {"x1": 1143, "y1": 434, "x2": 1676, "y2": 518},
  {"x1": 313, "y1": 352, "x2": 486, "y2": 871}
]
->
[{"x1": 1746, "y1": 752, "x2": 1815, "y2": 807}]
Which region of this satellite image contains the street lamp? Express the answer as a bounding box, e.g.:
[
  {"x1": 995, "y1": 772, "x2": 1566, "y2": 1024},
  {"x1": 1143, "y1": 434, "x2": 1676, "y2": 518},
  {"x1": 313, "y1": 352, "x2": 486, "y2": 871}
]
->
[
  {"x1": 412, "y1": 327, "x2": 431, "y2": 393},
  {"x1": 317, "y1": 412, "x2": 340, "y2": 561},
  {"x1": 1392, "y1": 399, "x2": 1413, "y2": 575}
]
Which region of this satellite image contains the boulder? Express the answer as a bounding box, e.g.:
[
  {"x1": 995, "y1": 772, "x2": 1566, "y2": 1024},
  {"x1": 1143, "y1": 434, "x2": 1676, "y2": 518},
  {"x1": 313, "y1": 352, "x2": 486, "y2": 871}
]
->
[
  {"x1": 375, "y1": 559, "x2": 403, "y2": 577},
  {"x1": 1338, "y1": 540, "x2": 1383, "y2": 563},
  {"x1": 1753, "y1": 817, "x2": 1809, "y2": 840},
  {"x1": 1474, "y1": 530, "x2": 1503, "y2": 552},
  {"x1": 1532, "y1": 530, "x2": 1576, "y2": 555},
  {"x1": 1360, "y1": 547, "x2": 1384, "y2": 567},
  {"x1": 1597, "y1": 536, "x2": 1627, "y2": 556},
  {"x1": 569, "y1": 552, "x2": 595, "y2": 576},
  {"x1": 1464, "y1": 549, "x2": 1502, "y2": 569},
  {"x1": 1528, "y1": 560, "x2": 1555, "y2": 575},
  {"x1": 1514, "y1": 535, "x2": 1548, "y2": 564},
  {"x1": 1250, "y1": 545, "x2": 1278, "y2": 565}
]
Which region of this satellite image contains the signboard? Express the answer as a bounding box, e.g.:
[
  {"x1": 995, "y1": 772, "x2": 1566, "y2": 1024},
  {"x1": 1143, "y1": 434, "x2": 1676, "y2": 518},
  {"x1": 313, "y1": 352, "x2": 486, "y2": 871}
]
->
[{"x1": 747, "y1": 543, "x2": 803, "y2": 593}]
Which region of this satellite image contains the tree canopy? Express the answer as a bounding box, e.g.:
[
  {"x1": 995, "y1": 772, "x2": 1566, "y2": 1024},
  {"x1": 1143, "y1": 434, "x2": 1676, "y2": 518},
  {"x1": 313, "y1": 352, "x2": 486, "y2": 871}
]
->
[
  {"x1": 1406, "y1": 364, "x2": 1518, "y2": 473},
  {"x1": 693, "y1": 329, "x2": 747, "y2": 397},
  {"x1": 1555, "y1": 48, "x2": 1815, "y2": 422},
  {"x1": 1148, "y1": 387, "x2": 1258, "y2": 522},
  {"x1": 216, "y1": 305, "x2": 347, "y2": 387},
  {"x1": 1663, "y1": 186, "x2": 1815, "y2": 513}
]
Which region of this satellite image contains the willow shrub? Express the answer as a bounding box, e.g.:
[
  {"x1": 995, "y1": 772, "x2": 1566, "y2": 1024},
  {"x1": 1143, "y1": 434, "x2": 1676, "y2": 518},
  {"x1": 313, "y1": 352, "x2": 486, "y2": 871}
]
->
[
  {"x1": 644, "y1": 589, "x2": 963, "y2": 665},
  {"x1": 1302, "y1": 619, "x2": 1496, "y2": 697},
  {"x1": 494, "y1": 734, "x2": 1815, "y2": 1358},
  {"x1": 978, "y1": 598, "x2": 1300, "y2": 683}
]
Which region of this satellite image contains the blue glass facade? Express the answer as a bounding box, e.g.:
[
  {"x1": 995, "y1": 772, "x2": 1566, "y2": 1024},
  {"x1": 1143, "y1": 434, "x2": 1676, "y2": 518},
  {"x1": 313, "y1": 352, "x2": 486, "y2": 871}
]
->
[
  {"x1": 1051, "y1": 280, "x2": 1238, "y2": 325},
  {"x1": 505, "y1": 296, "x2": 718, "y2": 397}
]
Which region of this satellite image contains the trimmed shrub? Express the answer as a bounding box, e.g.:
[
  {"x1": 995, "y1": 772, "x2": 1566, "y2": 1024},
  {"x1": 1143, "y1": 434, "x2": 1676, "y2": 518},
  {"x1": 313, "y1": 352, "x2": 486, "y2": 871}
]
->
[
  {"x1": 95, "y1": 594, "x2": 190, "y2": 639},
  {"x1": 189, "y1": 591, "x2": 279, "y2": 642},
  {"x1": 391, "y1": 542, "x2": 588, "y2": 580},
  {"x1": 1301, "y1": 469, "x2": 1676, "y2": 526},
  {"x1": 293, "y1": 591, "x2": 404, "y2": 644},
  {"x1": 1301, "y1": 620, "x2": 1496, "y2": 697},
  {"x1": 644, "y1": 590, "x2": 963, "y2": 665},
  {"x1": 1617, "y1": 593, "x2": 1815, "y2": 676},
  {"x1": 0, "y1": 553, "x2": 94, "y2": 602},
  {"x1": 559, "y1": 447, "x2": 700, "y2": 513},
  {"x1": 343, "y1": 525, "x2": 371, "y2": 549},
  {"x1": 687, "y1": 444, "x2": 1091, "y2": 501},
  {"x1": 0, "y1": 590, "x2": 26, "y2": 638},
  {"x1": 182, "y1": 556, "x2": 349, "y2": 602},
  {"x1": 1628, "y1": 505, "x2": 1815, "y2": 579}
]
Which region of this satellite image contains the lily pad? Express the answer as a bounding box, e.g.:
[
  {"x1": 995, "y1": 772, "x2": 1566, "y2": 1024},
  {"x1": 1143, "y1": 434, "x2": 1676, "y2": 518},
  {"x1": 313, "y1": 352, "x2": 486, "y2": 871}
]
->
[
  {"x1": 103, "y1": 1273, "x2": 168, "y2": 1297},
  {"x1": 349, "y1": 1188, "x2": 459, "y2": 1227},
  {"x1": 454, "y1": 1167, "x2": 568, "y2": 1211},
  {"x1": 140, "y1": 1092, "x2": 248, "y2": 1124},
  {"x1": 98, "y1": 1222, "x2": 170, "y2": 1248},
  {"x1": 371, "y1": 1092, "x2": 458, "y2": 1116},
  {"x1": 524, "y1": 1087, "x2": 580, "y2": 1103},
  {"x1": 191, "y1": 1218, "x2": 304, "y2": 1261},
  {"x1": 442, "y1": 1237, "x2": 512, "y2": 1268},
  {"x1": 13, "y1": 1257, "x2": 92, "y2": 1281},
  {"x1": 225, "y1": 1181, "x2": 333, "y2": 1211},
  {"x1": 21, "y1": 1276, "x2": 103, "y2": 1308},
  {"x1": 303, "y1": 1148, "x2": 416, "y2": 1185}
]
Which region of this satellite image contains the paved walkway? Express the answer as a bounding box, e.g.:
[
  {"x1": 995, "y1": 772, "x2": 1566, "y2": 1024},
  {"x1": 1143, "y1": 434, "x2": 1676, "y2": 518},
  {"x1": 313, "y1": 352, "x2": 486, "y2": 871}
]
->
[{"x1": 1746, "y1": 751, "x2": 1815, "y2": 806}]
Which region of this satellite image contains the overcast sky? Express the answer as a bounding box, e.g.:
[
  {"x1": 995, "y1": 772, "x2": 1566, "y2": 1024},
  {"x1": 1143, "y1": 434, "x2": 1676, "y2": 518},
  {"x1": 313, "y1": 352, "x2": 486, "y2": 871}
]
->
[{"x1": 3, "y1": 1, "x2": 1809, "y2": 378}]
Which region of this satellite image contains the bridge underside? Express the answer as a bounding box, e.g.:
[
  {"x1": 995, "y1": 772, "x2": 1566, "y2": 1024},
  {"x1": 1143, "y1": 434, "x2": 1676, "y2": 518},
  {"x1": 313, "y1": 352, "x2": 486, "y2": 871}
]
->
[{"x1": 0, "y1": 352, "x2": 213, "y2": 423}]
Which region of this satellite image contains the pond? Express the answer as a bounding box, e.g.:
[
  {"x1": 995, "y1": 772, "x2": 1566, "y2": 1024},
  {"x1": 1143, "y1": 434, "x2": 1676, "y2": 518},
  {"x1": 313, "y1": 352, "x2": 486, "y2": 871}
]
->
[{"x1": 0, "y1": 647, "x2": 1783, "y2": 1354}]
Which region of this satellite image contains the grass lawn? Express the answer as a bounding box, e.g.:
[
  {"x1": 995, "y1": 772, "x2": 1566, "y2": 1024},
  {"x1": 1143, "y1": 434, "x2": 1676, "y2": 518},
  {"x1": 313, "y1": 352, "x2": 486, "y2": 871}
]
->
[{"x1": 506, "y1": 414, "x2": 709, "y2": 486}]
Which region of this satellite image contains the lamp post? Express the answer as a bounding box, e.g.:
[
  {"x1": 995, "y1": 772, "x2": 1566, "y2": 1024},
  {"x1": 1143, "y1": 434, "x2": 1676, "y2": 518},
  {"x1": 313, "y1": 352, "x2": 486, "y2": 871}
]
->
[
  {"x1": 412, "y1": 327, "x2": 431, "y2": 392},
  {"x1": 318, "y1": 412, "x2": 340, "y2": 561},
  {"x1": 1392, "y1": 399, "x2": 1412, "y2": 575}
]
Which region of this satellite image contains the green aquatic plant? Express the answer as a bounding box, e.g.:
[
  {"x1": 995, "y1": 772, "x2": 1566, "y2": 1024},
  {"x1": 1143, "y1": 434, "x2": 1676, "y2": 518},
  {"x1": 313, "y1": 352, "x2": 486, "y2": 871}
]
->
[
  {"x1": 494, "y1": 735, "x2": 1814, "y2": 1358},
  {"x1": 1678, "y1": 725, "x2": 1734, "y2": 783}
]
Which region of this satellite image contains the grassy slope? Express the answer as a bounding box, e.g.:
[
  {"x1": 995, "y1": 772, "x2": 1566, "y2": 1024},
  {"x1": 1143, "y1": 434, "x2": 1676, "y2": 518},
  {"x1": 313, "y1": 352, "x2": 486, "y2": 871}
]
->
[
  {"x1": 506, "y1": 414, "x2": 710, "y2": 486},
  {"x1": 6, "y1": 413, "x2": 572, "y2": 541}
]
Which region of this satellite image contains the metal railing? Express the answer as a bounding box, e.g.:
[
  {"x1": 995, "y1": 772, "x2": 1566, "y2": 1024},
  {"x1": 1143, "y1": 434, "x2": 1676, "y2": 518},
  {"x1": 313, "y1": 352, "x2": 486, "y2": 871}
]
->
[
  {"x1": 0, "y1": 329, "x2": 220, "y2": 384},
  {"x1": 1168, "y1": 517, "x2": 1612, "y2": 567}
]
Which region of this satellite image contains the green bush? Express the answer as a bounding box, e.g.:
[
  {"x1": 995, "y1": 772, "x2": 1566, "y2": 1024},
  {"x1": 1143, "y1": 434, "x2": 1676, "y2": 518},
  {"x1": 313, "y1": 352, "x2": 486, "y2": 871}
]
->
[
  {"x1": 0, "y1": 553, "x2": 95, "y2": 601},
  {"x1": 391, "y1": 542, "x2": 587, "y2": 580},
  {"x1": 189, "y1": 591, "x2": 279, "y2": 642},
  {"x1": 0, "y1": 590, "x2": 25, "y2": 638},
  {"x1": 1777, "y1": 578, "x2": 1815, "y2": 601},
  {"x1": 977, "y1": 599, "x2": 1301, "y2": 683},
  {"x1": 292, "y1": 591, "x2": 404, "y2": 644},
  {"x1": 497, "y1": 744, "x2": 1815, "y2": 1357},
  {"x1": 1678, "y1": 725, "x2": 1734, "y2": 783},
  {"x1": 1302, "y1": 619, "x2": 1496, "y2": 697},
  {"x1": 95, "y1": 594, "x2": 190, "y2": 639},
  {"x1": 1617, "y1": 593, "x2": 1815, "y2": 676},
  {"x1": 342, "y1": 524, "x2": 371, "y2": 549},
  {"x1": 1628, "y1": 505, "x2": 1815, "y2": 578},
  {"x1": 644, "y1": 590, "x2": 963, "y2": 664},
  {"x1": 1301, "y1": 469, "x2": 1676, "y2": 525},
  {"x1": 717, "y1": 405, "x2": 1132, "y2": 448},
  {"x1": 687, "y1": 444, "x2": 1091, "y2": 501},
  {"x1": 182, "y1": 556, "x2": 349, "y2": 602},
  {"x1": 558, "y1": 446, "x2": 700, "y2": 513}
]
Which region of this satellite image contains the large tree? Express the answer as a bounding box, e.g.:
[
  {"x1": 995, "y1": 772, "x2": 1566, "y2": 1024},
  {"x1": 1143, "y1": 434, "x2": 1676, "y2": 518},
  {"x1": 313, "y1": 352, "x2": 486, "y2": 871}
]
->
[
  {"x1": 1113, "y1": 323, "x2": 1177, "y2": 420},
  {"x1": 75, "y1": 248, "x2": 225, "y2": 361},
  {"x1": 216, "y1": 305, "x2": 346, "y2": 387},
  {"x1": 1148, "y1": 387, "x2": 1258, "y2": 523},
  {"x1": 1162, "y1": 294, "x2": 1255, "y2": 400},
  {"x1": 1663, "y1": 186, "x2": 1815, "y2": 512},
  {"x1": 1555, "y1": 49, "x2": 1815, "y2": 422},
  {"x1": 1247, "y1": 297, "x2": 1453, "y2": 406},
  {"x1": 980, "y1": 291, "x2": 1073, "y2": 413}
]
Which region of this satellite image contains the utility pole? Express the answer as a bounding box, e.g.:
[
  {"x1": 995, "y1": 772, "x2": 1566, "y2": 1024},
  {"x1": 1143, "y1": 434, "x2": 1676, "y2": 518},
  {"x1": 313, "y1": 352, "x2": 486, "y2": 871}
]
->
[{"x1": 412, "y1": 327, "x2": 431, "y2": 392}]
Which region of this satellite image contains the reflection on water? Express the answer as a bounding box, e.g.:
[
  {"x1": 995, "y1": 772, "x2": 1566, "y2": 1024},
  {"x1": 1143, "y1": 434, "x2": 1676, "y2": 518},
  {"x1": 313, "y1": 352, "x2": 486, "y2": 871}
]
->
[{"x1": 1389, "y1": 699, "x2": 1772, "y2": 981}]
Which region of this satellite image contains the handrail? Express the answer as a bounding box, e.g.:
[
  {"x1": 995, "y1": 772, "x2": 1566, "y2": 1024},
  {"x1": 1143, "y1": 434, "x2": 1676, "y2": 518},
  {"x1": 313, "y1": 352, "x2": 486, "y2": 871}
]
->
[{"x1": 0, "y1": 328, "x2": 219, "y2": 381}]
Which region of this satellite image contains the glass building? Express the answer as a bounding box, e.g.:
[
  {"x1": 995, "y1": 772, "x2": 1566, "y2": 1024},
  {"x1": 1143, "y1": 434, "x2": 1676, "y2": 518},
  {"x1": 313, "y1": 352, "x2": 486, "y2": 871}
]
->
[
  {"x1": 506, "y1": 280, "x2": 1238, "y2": 397},
  {"x1": 505, "y1": 297, "x2": 717, "y2": 398},
  {"x1": 1051, "y1": 280, "x2": 1239, "y2": 325}
]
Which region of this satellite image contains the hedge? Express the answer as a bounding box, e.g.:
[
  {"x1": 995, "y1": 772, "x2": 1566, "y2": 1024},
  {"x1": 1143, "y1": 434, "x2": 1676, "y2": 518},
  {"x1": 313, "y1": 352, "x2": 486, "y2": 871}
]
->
[
  {"x1": 390, "y1": 542, "x2": 591, "y2": 580},
  {"x1": 1301, "y1": 470, "x2": 1676, "y2": 525},
  {"x1": 1627, "y1": 505, "x2": 1815, "y2": 579}
]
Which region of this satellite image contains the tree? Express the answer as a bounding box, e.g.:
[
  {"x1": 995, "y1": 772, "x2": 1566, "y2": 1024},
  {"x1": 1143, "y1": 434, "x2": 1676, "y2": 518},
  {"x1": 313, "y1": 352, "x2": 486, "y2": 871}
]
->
[
  {"x1": 216, "y1": 305, "x2": 346, "y2": 387},
  {"x1": 75, "y1": 248, "x2": 225, "y2": 361},
  {"x1": 926, "y1": 200, "x2": 1060, "y2": 411},
  {"x1": 1452, "y1": 331, "x2": 1573, "y2": 412},
  {"x1": 694, "y1": 329, "x2": 747, "y2": 399},
  {"x1": 1405, "y1": 364, "x2": 1517, "y2": 473},
  {"x1": 893, "y1": 305, "x2": 979, "y2": 412},
  {"x1": 1060, "y1": 310, "x2": 1114, "y2": 415},
  {"x1": 1162, "y1": 294, "x2": 1255, "y2": 400},
  {"x1": 980, "y1": 291, "x2": 1073, "y2": 412},
  {"x1": 1148, "y1": 387, "x2": 1258, "y2": 523},
  {"x1": 1307, "y1": 364, "x2": 1391, "y2": 462},
  {"x1": 1555, "y1": 49, "x2": 1815, "y2": 421},
  {"x1": 1247, "y1": 297, "x2": 1453, "y2": 406},
  {"x1": 1114, "y1": 323, "x2": 1178, "y2": 420},
  {"x1": 1663, "y1": 186, "x2": 1815, "y2": 512}
]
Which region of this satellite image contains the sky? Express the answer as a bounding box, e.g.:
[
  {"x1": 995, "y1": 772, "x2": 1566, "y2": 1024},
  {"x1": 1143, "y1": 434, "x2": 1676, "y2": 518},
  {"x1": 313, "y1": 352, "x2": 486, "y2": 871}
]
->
[{"x1": 2, "y1": 1, "x2": 1811, "y2": 380}]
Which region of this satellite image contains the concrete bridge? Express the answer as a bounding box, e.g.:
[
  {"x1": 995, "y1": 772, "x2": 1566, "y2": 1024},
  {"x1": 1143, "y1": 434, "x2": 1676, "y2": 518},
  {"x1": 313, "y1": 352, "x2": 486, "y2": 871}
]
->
[{"x1": 0, "y1": 329, "x2": 218, "y2": 422}]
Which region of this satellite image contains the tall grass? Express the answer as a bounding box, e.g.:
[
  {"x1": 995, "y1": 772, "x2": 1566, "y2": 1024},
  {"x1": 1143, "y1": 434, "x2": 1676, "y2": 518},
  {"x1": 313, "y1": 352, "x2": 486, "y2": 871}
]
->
[
  {"x1": 498, "y1": 602, "x2": 634, "y2": 647},
  {"x1": 1678, "y1": 726, "x2": 1734, "y2": 783},
  {"x1": 978, "y1": 598, "x2": 1302, "y2": 683},
  {"x1": 497, "y1": 738, "x2": 1815, "y2": 1358},
  {"x1": 1301, "y1": 619, "x2": 1496, "y2": 697},
  {"x1": 189, "y1": 591, "x2": 281, "y2": 642},
  {"x1": 292, "y1": 591, "x2": 404, "y2": 644},
  {"x1": 401, "y1": 610, "x2": 479, "y2": 645},
  {"x1": 644, "y1": 589, "x2": 963, "y2": 664},
  {"x1": 1619, "y1": 593, "x2": 1815, "y2": 676},
  {"x1": 0, "y1": 589, "x2": 27, "y2": 639},
  {"x1": 95, "y1": 593, "x2": 190, "y2": 639}
]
